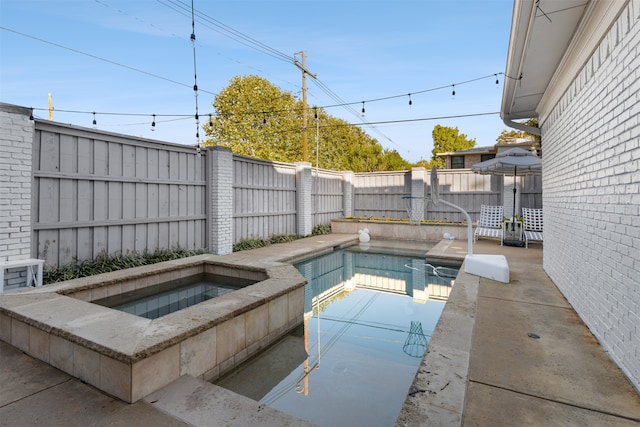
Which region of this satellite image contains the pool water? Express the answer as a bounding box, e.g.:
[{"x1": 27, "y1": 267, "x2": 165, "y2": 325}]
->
[
  {"x1": 92, "y1": 273, "x2": 255, "y2": 319},
  {"x1": 216, "y1": 246, "x2": 458, "y2": 426}
]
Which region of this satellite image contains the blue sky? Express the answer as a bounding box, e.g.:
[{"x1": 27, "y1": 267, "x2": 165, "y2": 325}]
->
[{"x1": 1, "y1": 1, "x2": 513, "y2": 163}]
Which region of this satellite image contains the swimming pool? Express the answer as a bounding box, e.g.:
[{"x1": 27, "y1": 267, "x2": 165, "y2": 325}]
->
[{"x1": 216, "y1": 245, "x2": 459, "y2": 426}]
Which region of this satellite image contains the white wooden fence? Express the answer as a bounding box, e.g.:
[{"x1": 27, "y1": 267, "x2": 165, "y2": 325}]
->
[
  {"x1": 32, "y1": 121, "x2": 206, "y2": 267},
  {"x1": 19, "y1": 117, "x2": 541, "y2": 268}
]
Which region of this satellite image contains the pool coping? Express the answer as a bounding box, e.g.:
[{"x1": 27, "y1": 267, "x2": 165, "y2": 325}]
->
[
  {"x1": 395, "y1": 239, "x2": 476, "y2": 426},
  {"x1": 0, "y1": 253, "x2": 313, "y2": 402},
  {"x1": 0, "y1": 235, "x2": 473, "y2": 422}
]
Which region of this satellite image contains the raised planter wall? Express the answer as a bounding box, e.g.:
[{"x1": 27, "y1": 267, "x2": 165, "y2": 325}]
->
[{"x1": 331, "y1": 219, "x2": 470, "y2": 241}]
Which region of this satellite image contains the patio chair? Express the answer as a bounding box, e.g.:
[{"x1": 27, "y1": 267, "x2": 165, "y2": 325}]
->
[
  {"x1": 522, "y1": 208, "x2": 543, "y2": 248},
  {"x1": 473, "y1": 205, "x2": 504, "y2": 245}
]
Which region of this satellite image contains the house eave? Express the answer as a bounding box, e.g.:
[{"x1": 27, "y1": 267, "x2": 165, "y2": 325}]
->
[{"x1": 501, "y1": 0, "x2": 597, "y2": 133}]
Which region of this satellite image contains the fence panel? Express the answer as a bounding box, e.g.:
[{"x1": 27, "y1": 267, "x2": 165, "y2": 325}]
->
[
  {"x1": 352, "y1": 171, "x2": 410, "y2": 218},
  {"x1": 27, "y1": 119, "x2": 543, "y2": 267},
  {"x1": 232, "y1": 155, "x2": 297, "y2": 242},
  {"x1": 427, "y1": 170, "x2": 503, "y2": 222},
  {"x1": 520, "y1": 175, "x2": 543, "y2": 209},
  {"x1": 32, "y1": 122, "x2": 206, "y2": 267},
  {"x1": 313, "y1": 169, "x2": 344, "y2": 227}
]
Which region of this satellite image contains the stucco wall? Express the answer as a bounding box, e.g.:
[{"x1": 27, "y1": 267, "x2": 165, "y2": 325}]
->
[{"x1": 541, "y1": 2, "x2": 639, "y2": 390}]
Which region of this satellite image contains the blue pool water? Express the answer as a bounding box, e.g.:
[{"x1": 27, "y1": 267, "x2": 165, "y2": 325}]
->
[
  {"x1": 216, "y1": 245, "x2": 459, "y2": 427},
  {"x1": 92, "y1": 273, "x2": 255, "y2": 319}
]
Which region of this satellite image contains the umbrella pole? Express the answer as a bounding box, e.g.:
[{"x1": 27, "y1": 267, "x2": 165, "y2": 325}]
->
[{"x1": 512, "y1": 167, "x2": 517, "y2": 231}]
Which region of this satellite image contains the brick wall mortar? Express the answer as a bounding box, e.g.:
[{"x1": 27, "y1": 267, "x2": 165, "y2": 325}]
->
[
  {"x1": 0, "y1": 105, "x2": 34, "y2": 268},
  {"x1": 206, "y1": 146, "x2": 233, "y2": 255},
  {"x1": 296, "y1": 162, "x2": 313, "y2": 236},
  {"x1": 541, "y1": 2, "x2": 639, "y2": 391}
]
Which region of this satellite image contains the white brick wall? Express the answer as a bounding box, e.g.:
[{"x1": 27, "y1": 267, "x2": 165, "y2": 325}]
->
[
  {"x1": 541, "y1": 2, "x2": 639, "y2": 391},
  {"x1": 296, "y1": 162, "x2": 313, "y2": 236},
  {"x1": 0, "y1": 104, "x2": 34, "y2": 263},
  {"x1": 343, "y1": 171, "x2": 354, "y2": 217},
  {"x1": 206, "y1": 146, "x2": 234, "y2": 255},
  {"x1": 410, "y1": 168, "x2": 426, "y2": 221}
]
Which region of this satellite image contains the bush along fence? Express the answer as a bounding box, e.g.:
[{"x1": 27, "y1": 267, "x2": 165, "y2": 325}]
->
[{"x1": 1, "y1": 102, "x2": 541, "y2": 273}]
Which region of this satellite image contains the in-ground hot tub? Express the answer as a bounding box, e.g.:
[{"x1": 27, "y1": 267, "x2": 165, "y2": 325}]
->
[{"x1": 0, "y1": 255, "x2": 306, "y2": 402}]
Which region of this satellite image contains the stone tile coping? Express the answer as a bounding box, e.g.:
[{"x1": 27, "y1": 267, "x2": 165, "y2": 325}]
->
[{"x1": 0, "y1": 255, "x2": 305, "y2": 364}]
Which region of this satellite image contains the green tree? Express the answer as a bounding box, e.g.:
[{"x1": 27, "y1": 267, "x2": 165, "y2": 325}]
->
[
  {"x1": 204, "y1": 75, "x2": 412, "y2": 172},
  {"x1": 414, "y1": 159, "x2": 436, "y2": 169},
  {"x1": 497, "y1": 118, "x2": 540, "y2": 144},
  {"x1": 309, "y1": 111, "x2": 410, "y2": 172},
  {"x1": 203, "y1": 75, "x2": 303, "y2": 162},
  {"x1": 430, "y1": 125, "x2": 476, "y2": 168}
]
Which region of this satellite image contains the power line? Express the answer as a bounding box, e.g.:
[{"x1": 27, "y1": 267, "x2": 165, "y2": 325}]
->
[
  {"x1": 94, "y1": 0, "x2": 301, "y2": 92},
  {"x1": 0, "y1": 26, "x2": 218, "y2": 96},
  {"x1": 156, "y1": 0, "x2": 293, "y2": 64}
]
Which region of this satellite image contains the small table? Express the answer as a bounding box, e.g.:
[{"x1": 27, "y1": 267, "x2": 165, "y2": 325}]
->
[
  {"x1": 0, "y1": 258, "x2": 44, "y2": 293},
  {"x1": 502, "y1": 219, "x2": 524, "y2": 246}
]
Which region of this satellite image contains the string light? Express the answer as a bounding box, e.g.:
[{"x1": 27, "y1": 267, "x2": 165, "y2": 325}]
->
[
  {"x1": 92, "y1": 112, "x2": 97, "y2": 127},
  {"x1": 27, "y1": 71, "x2": 514, "y2": 124},
  {"x1": 361, "y1": 101, "x2": 365, "y2": 116},
  {"x1": 408, "y1": 93, "x2": 412, "y2": 107},
  {"x1": 151, "y1": 114, "x2": 156, "y2": 131},
  {"x1": 495, "y1": 74, "x2": 499, "y2": 85},
  {"x1": 451, "y1": 84, "x2": 456, "y2": 97},
  {"x1": 191, "y1": 0, "x2": 201, "y2": 156}
]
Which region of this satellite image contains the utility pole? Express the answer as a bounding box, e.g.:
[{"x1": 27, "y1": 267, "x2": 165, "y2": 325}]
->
[
  {"x1": 48, "y1": 93, "x2": 53, "y2": 121},
  {"x1": 294, "y1": 51, "x2": 316, "y2": 162}
]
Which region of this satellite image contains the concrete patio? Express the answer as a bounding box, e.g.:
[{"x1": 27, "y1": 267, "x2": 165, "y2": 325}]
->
[{"x1": 1, "y1": 235, "x2": 639, "y2": 426}]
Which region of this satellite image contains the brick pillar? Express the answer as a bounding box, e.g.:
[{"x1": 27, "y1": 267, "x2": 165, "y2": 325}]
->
[
  {"x1": 411, "y1": 167, "x2": 426, "y2": 221},
  {"x1": 296, "y1": 162, "x2": 313, "y2": 236},
  {"x1": 0, "y1": 103, "x2": 35, "y2": 262},
  {"x1": 206, "y1": 146, "x2": 233, "y2": 255},
  {"x1": 343, "y1": 171, "x2": 354, "y2": 217}
]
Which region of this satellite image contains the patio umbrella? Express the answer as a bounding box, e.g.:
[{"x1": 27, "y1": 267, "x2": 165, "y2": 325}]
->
[{"x1": 471, "y1": 147, "x2": 542, "y2": 226}]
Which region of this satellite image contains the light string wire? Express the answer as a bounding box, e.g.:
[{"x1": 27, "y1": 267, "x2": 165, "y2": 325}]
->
[
  {"x1": 1, "y1": 27, "x2": 519, "y2": 125},
  {"x1": 26, "y1": 72, "x2": 509, "y2": 123},
  {"x1": 190, "y1": 0, "x2": 201, "y2": 154},
  {"x1": 157, "y1": 0, "x2": 293, "y2": 64},
  {"x1": 0, "y1": 26, "x2": 216, "y2": 96},
  {"x1": 94, "y1": 0, "x2": 300, "y2": 92}
]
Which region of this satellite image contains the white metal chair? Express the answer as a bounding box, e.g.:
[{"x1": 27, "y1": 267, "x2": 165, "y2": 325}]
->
[
  {"x1": 522, "y1": 208, "x2": 543, "y2": 248},
  {"x1": 474, "y1": 205, "x2": 504, "y2": 245}
]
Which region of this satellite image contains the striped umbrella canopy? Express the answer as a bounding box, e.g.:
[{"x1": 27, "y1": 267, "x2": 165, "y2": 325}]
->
[
  {"x1": 471, "y1": 148, "x2": 541, "y2": 224},
  {"x1": 471, "y1": 147, "x2": 541, "y2": 176}
]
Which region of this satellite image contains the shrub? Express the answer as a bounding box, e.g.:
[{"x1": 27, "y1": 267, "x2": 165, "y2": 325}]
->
[
  {"x1": 312, "y1": 224, "x2": 331, "y2": 235},
  {"x1": 42, "y1": 247, "x2": 205, "y2": 285}
]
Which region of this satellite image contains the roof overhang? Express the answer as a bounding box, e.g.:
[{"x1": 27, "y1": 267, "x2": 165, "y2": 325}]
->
[{"x1": 500, "y1": 0, "x2": 626, "y2": 134}]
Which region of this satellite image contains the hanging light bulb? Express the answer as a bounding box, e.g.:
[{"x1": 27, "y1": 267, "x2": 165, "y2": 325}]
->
[
  {"x1": 29, "y1": 109, "x2": 34, "y2": 121},
  {"x1": 314, "y1": 107, "x2": 318, "y2": 119},
  {"x1": 92, "y1": 112, "x2": 97, "y2": 127},
  {"x1": 495, "y1": 74, "x2": 499, "y2": 85},
  {"x1": 151, "y1": 114, "x2": 156, "y2": 131},
  {"x1": 208, "y1": 114, "x2": 213, "y2": 128},
  {"x1": 408, "y1": 93, "x2": 412, "y2": 107},
  {"x1": 451, "y1": 85, "x2": 456, "y2": 97},
  {"x1": 361, "y1": 101, "x2": 365, "y2": 116}
]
